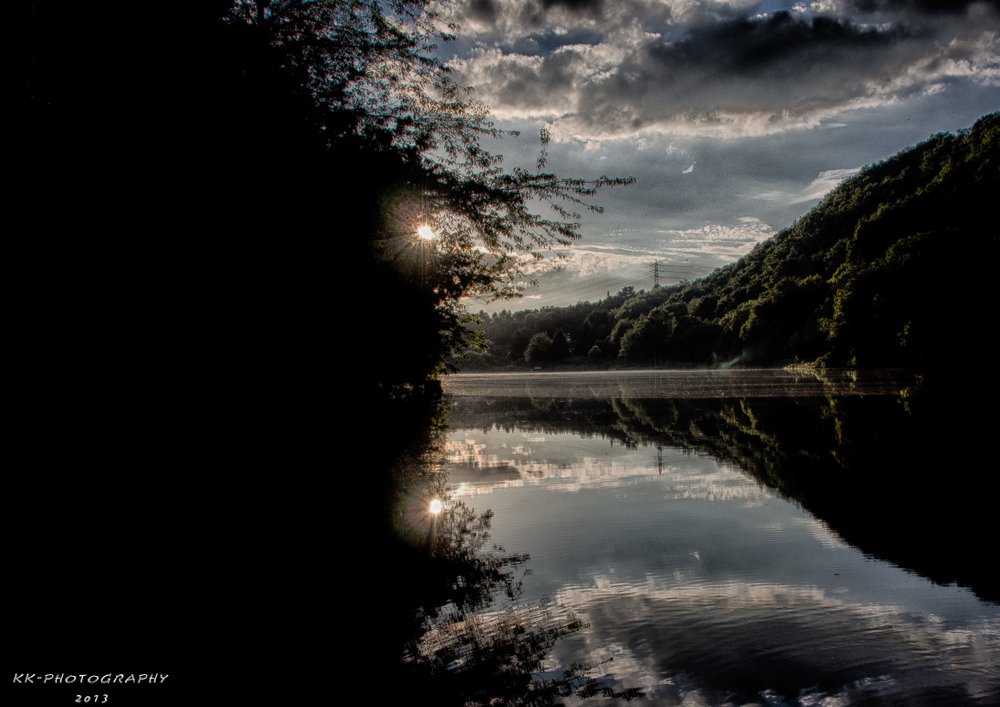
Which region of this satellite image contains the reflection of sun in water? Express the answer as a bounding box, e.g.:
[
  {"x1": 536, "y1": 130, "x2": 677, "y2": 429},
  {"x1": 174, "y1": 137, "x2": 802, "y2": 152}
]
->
[
  {"x1": 430, "y1": 499, "x2": 443, "y2": 514},
  {"x1": 418, "y1": 226, "x2": 436, "y2": 240}
]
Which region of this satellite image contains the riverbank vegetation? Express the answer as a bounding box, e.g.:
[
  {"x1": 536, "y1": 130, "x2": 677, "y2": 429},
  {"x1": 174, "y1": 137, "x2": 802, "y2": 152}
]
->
[{"x1": 454, "y1": 113, "x2": 999, "y2": 381}]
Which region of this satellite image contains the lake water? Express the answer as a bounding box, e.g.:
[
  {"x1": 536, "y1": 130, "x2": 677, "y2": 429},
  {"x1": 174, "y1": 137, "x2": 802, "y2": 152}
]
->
[{"x1": 403, "y1": 370, "x2": 999, "y2": 706}]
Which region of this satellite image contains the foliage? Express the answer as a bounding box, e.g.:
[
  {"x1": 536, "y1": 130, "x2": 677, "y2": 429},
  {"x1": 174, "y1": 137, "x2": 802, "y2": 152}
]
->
[
  {"x1": 524, "y1": 332, "x2": 554, "y2": 365},
  {"x1": 283, "y1": 1, "x2": 629, "y2": 387},
  {"x1": 218, "y1": 2, "x2": 631, "y2": 374}
]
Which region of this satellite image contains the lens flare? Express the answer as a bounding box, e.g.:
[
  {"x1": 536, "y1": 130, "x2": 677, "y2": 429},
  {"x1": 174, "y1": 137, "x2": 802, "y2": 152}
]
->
[
  {"x1": 418, "y1": 226, "x2": 436, "y2": 240},
  {"x1": 429, "y1": 499, "x2": 443, "y2": 514}
]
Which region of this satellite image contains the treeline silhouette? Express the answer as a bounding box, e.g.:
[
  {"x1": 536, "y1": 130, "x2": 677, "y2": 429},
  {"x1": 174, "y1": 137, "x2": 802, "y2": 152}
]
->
[{"x1": 456, "y1": 113, "x2": 999, "y2": 381}]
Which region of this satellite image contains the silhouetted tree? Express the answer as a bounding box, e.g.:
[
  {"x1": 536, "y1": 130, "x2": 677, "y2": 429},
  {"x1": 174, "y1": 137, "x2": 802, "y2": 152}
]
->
[
  {"x1": 525, "y1": 332, "x2": 553, "y2": 365},
  {"x1": 219, "y1": 1, "x2": 634, "y2": 387}
]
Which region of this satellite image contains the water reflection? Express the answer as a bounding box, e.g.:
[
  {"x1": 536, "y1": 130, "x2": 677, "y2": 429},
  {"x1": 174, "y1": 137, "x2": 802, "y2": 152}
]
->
[
  {"x1": 352, "y1": 393, "x2": 648, "y2": 705},
  {"x1": 446, "y1": 428, "x2": 763, "y2": 500},
  {"x1": 435, "y1": 386, "x2": 999, "y2": 705},
  {"x1": 445, "y1": 393, "x2": 996, "y2": 603},
  {"x1": 546, "y1": 581, "x2": 999, "y2": 706},
  {"x1": 390, "y1": 431, "x2": 646, "y2": 705}
]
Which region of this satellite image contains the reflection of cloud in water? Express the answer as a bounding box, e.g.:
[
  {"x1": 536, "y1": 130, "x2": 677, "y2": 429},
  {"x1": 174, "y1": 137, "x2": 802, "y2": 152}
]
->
[
  {"x1": 543, "y1": 581, "x2": 1000, "y2": 706},
  {"x1": 445, "y1": 437, "x2": 772, "y2": 501}
]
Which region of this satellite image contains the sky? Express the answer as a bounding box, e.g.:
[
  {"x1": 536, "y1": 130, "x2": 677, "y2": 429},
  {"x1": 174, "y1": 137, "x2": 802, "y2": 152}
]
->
[{"x1": 427, "y1": 0, "x2": 1000, "y2": 311}]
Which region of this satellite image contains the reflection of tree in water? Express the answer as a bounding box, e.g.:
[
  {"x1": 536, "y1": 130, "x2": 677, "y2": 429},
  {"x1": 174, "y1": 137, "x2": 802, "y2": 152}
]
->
[
  {"x1": 447, "y1": 393, "x2": 996, "y2": 604},
  {"x1": 398, "y1": 485, "x2": 644, "y2": 705}
]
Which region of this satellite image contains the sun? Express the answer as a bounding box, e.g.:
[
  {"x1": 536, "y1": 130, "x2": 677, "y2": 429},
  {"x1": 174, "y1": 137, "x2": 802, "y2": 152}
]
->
[
  {"x1": 418, "y1": 225, "x2": 436, "y2": 240},
  {"x1": 429, "y1": 499, "x2": 443, "y2": 514}
]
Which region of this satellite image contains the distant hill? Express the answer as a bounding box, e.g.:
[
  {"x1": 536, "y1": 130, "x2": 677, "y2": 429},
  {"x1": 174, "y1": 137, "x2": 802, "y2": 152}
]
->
[{"x1": 457, "y1": 112, "x2": 999, "y2": 378}]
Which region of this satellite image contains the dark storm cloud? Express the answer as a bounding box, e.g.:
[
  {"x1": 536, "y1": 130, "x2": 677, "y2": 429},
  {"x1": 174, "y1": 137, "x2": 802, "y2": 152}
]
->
[
  {"x1": 467, "y1": 0, "x2": 499, "y2": 22},
  {"x1": 448, "y1": 6, "x2": 999, "y2": 138},
  {"x1": 852, "y1": 0, "x2": 1000, "y2": 14},
  {"x1": 540, "y1": 0, "x2": 605, "y2": 17},
  {"x1": 541, "y1": 0, "x2": 603, "y2": 10},
  {"x1": 437, "y1": 0, "x2": 1000, "y2": 48},
  {"x1": 649, "y1": 12, "x2": 917, "y2": 78}
]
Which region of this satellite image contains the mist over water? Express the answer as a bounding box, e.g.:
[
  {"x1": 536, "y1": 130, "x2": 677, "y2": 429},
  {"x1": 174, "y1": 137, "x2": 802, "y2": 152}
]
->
[{"x1": 442, "y1": 368, "x2": 921, "y2": 398}]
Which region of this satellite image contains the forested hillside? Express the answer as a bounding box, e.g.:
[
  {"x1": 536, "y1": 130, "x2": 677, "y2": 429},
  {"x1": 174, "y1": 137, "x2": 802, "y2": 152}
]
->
[{"x1": 457, "y1": 113, "x2": 999, "y2": 376}]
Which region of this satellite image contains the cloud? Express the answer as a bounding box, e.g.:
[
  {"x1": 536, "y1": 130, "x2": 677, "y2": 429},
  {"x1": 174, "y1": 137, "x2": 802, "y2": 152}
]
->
[
  {"x1": 435, "y1": 0, "x2": 775, "y2": 43},
  {"x1": 445, "y1": 427, "x2": 775, "y2": 497},
  {"x1": 432, "y1": 0, "x2": 677, "y2": 41},
  {"x1": 517, "y1": 219, "x2": 774, "y2": 275},
  {"x1": 756, "y1": 167, "x2": 862, "y2": 204},
  {"x1": 791, "y1": 166, "x2": 862, "y2": 202},
  {"x1": 848, "y1": 0, "x2": 1000, "y2": 15},
  {"x1": 655, "y1": 217, "x2": 774, "y2": 257},
  {"x1": 499, "y1": 218, "x2": 771, "y2": 289},
  {"x1": 544, "y1": 580, "x2": 1000, "y2": 705},
  {"x1": 442, "y1": 4, "x2": 1000, "y2": 139},
  {"x1": 514, "y1": 242, "x2": 657, "y2": 276}
]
